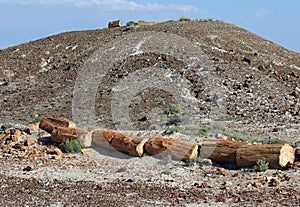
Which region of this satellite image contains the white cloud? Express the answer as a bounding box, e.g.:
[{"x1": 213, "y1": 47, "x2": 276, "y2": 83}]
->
[
  {"x1": 0, "y1": 0, "x2": 199, "y2": 11},
  {"x1": 255, "y1": 8, "x2": 272, "y2": 17}
]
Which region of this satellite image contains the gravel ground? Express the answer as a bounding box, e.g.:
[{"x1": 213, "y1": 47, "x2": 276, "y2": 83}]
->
[{"x1": 0, "y1": 130, "x2": 299, "y2": 207}]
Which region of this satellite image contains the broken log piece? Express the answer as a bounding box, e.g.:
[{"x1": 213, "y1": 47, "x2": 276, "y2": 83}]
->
[
  {"x1": 144, "y1": 136, "x2": 198, "y2": 161},
  {"x1": 108, "y1": 20, "x2": 121, "y2": 28},
  {"x1": 99, "y1": 130, "x2": 125, "y2": 143},
  {"x1": 111, "y1": 134, "x2": 148, "y2": 157},
  {"x1": 51, "y1": 127, "x2": 77, "y2": 142},
  {"x1": 200, "y1": 139, "x2": 247, "y2": 163},
  {"x1": 96, "y1": 130, "x2": 147, "y2": 157},
  {"x1": 51, "y1": 127, "x2": 92, "y2": 147},
  {"x1": 236, "y1": 143, "x2": 295, "y2": 169},
  {"x1": 39, "y1": 116, "x2": 76, "y2": 134}
]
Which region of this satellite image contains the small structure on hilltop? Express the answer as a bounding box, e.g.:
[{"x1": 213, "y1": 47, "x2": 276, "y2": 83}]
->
[{"x1": 108, "y1": 20, "x2": 122, "y2": 28}]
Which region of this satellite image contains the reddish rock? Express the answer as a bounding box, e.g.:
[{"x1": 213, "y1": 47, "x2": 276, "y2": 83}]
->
[
  {"x1": 24, "y1": 138, "x2": 36, "y2": 146},
  {"x1": 12, "y1": 129, "x2": 22, "y2": 142},
  {"x1": 28, "y1": 122, "x2": 40, "y2": 134},
  {"x1": 216, "y1": 168, "x2": 228, "y2": 176},
  {"x1": 47, "y1": 147, "x2": 64, "y2": 156},
  {"x1": 81, "y1": 148, "x2": 97, "y2": 155}
]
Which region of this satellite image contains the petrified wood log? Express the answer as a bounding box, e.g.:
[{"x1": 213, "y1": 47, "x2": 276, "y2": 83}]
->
[
  {"x1": 39, "y1": 116, "x2": 75, "y2": 134},
  {"x1": 111, "y1": 135, "x2": 148, "y2": 157},
  {"x1": 97, "y1": 130, "x2": 147, "y2": 157},
  {"x1": 51, "y1": 127, "x2": 92, "y2": 147},
  {"x1": 199, "y1": 139, "x2": 247, "y2": 163},
  {"x1": 108, "y1": 20, "x2": 121, "y2": 28},
  {"x1": 236, "y1": 143, "x2": 295, "y2": 169},
  {"x1": 144, "y1": 136, "x2": 198, "y2": 161}
]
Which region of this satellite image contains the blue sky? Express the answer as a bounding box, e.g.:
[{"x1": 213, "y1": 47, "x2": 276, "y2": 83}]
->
[{"x1": 0, "y1": 0, "x2": 299, "y2": 52}]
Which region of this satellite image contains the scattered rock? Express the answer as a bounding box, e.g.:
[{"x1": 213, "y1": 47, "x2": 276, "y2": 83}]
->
[
  {"x1": 252, "y1": 182, "x2": 262, "y2": 188},
  {"x1": 216, "y1": 168, "x2": 228, "y2": 176},
  {"x1": 268, "y1": 177, "x2": 281, "y2": 186},
  {"x1": 22, "y1": 166, "x2": 32, "y2": 172},
  {"x1": 28, "y1": 122, "x2": 40, "y2": 134},
  {"x1": 81, "y1": 148, "x2": 97, "y2": 155},
  {"x1": 47, "y1": 147, "x2": 64, "y2": 156},
  {"x1": 242, "y1": 57, "x2": 251, "y2": 65},
  {"x1": 24, "y1": 138, "x2": 36, "y2": 146}
]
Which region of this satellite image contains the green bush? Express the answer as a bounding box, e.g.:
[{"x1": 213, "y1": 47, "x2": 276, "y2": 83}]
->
[
  {"x1": 253, "y1": 159, "x2": 269, "y2": 172},
  {"x1": 165, "y1": 125, "x2": 209, "y2": 137},
  {"x1": 161, "y1": 170, "x2": 172, "y2": 175},
  {"x1": 33, "y1": 116, "x2": 43, "y2": 123},
  {"x1": 266, "y1": 138, "x2": 286, "y2": 144},
  {"x1": 128, "y1": 24, "x2": 135, "y2": 31},
  {"x1": 59, "y1": 138, "x2": 84, "y2": 153},
  {"x1": 164, "y1": 104, "x2": 181, "y2": 116},
  {"x1": 179, "y1": 16, "x2": 191, "y2": 21},
  {"x1": 126, "y1": 20, "x2": 136, "y2": 26}
]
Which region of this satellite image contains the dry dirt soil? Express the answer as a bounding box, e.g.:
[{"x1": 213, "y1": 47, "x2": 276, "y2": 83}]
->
[{"x1": 0, "y1": 20, "x2": 300, "y2": 206}]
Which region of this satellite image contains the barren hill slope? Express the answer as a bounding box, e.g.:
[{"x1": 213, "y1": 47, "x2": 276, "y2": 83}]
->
[
  {"x1": 1, "y1": 21, "x2": 300, "y2": 207},
  {"x1": 1, "y1": 20, "x2": 300, "y2": 142}
]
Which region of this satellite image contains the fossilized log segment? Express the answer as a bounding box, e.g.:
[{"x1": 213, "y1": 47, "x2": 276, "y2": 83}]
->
[
  {"x1": 99, "y1": 130, "x2": 124, "y2": 143},
  {"x1": 39, "y1": 116, "x2": 76, "y2": 134},
  {"x1": 51, "y1": 127, "x2": 92, "y2": 147},
  {"x1": 76, "y1": 128, "x2": 93, "y2": 147},
  {"x1": 144, "y1": 136, "x2": 198, "y2": 161},
  {"x1": 111, "y1": 135, "x2": 148, "y2": 157},
  {"x1": 236, "y1": 143, "x2": 295, "y2": 169},
  {"x1": 200, "y1": 139, "x2": 247, "y2": 163},
  {"x1": 51, "y1": 127, "x2": 77, "y2": 142},
  {"x1": 92, "y1": 130, "x2": 148, "y2": 156},
  {"x1": 108, "y1": 20, "x2": 121, "y2": 28}
]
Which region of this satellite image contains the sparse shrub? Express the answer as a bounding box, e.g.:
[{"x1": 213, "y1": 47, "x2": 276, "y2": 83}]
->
[
  {"x1": 128, "y1": 24, "x2": 135, "y2": 31},
  {"x1": 165, "y1": 125, "x2": 209, "y2": 137},
  {"x1": 184, "y1": 157, "x2": 212, "y2": 167},
  {"x1": 266, "y1": 138, "x2": 286, "y2": 144},
  {"x1": 165, "y1": 116, "x2": 182, "y2": 126},
  {"x1": 253, "y1": 159, "x2": 269, "y2": 172},
  {"x1": 228, "y1": 132, "x2": 285, "y2": 145},
  {"x1": 59, "y1": 138, "x2": 84, "y2": 153},
  {"x1": 126, "y1": 21, "x2": 136, "y2": 26},
  {"x1": 164, "y1": 104, "x2": 181, "y2": 116},
  {"x1": 161, "y1": 170, "x2": 172, "y2": 175},
  {"x1": 227, "y1": 132, "x2": 262, "y2": 143},
  {"x1": 33, "y1": 116, "x2": 43, "y2": 123},
  {"x1": 184, "y1": 157, "x2": 201, "y2": 167},
  {"x1": 179, "y1": 16, "x2": 191, "y2": 22}
]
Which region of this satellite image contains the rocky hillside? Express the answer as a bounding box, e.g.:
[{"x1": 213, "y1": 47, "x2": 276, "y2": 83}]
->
[{"x1": 1, "y1": 20, "x2": 300, "y2": 142}]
